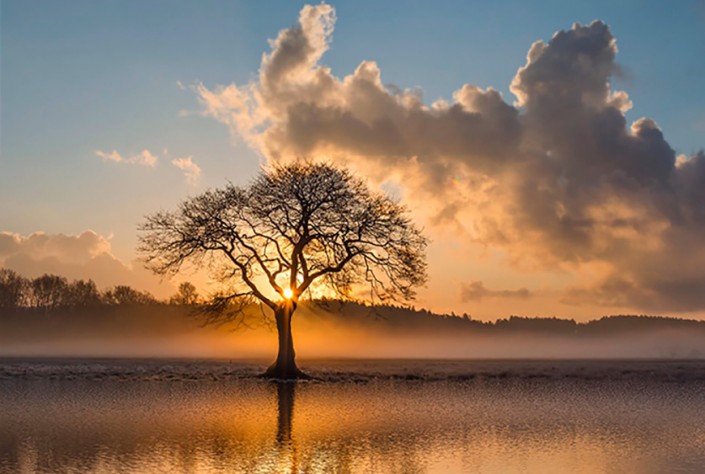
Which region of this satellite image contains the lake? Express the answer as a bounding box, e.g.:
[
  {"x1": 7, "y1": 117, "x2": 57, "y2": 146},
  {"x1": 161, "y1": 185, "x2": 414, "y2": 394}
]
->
[{"x1": 1, "y1": 359, "x2": 704, "y2": 473}]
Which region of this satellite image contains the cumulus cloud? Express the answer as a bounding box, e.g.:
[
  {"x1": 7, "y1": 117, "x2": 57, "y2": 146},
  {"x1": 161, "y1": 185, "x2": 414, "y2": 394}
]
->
[
  {"x1": 195, "y1": 5, "x2": 705, "y2": 312},
  {"x1": 0, "y1": 231, "x2": 173, "y2": 297},
  {"x1": 96, "y1": 149, "x2": 158, "y2": 167},
  {"x1": 461, "y1": 281, "x2": 531, "y2": 302},
  {"x1": 171, "y1": 156, "x2": 202, "y2": 185},
  {"x1": 0, "y1": 231, "x2": 111, "y2": 265}
]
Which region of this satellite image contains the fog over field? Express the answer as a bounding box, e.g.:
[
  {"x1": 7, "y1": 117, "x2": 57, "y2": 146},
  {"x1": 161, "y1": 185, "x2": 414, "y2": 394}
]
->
[{"x1": 2, "y1": 302, "x2": 704, "y2": 360}]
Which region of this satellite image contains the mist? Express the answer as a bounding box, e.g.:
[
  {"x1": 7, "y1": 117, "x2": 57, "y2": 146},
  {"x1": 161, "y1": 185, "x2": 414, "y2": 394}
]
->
[{"x1": 1, "y1": 303, "x2": 703, "y2": 360}]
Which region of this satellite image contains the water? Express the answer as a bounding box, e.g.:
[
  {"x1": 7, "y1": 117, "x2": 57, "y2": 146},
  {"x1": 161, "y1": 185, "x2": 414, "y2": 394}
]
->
[{"x1": 1, "y1": 359, "x2": 704, "y2": 473}]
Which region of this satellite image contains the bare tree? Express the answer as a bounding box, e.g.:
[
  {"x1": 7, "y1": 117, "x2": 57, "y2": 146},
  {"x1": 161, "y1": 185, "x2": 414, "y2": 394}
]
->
[
  {"x1": 139, "y1": 162, "x2": 427, "y2": 378},
  {"x1": 170, "y1": 282, "x2": 201, "y2": 306},
  {"x1": 31, "y1": 274, "x2": 69, "y2": 310},
  {"x1": 102, "y1": 285, "x2": 157, "y2": 306},
  {"x1": 66, "y1": 279, "x2": 102, "y2": 308},
  {"x1": 0, "y1": 269, "x2": 29, "y2": 310}
]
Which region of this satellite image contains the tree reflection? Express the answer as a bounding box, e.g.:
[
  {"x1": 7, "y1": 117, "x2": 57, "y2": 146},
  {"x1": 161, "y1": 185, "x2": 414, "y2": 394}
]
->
[{"x1": 275, "y1": 380, "x2": 299, "y2": 472}]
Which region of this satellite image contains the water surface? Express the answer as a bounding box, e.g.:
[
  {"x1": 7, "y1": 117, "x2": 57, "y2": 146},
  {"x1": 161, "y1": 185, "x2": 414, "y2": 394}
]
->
[{"x1": 1, "y1": 359, "x2": 704, "y2": 473}]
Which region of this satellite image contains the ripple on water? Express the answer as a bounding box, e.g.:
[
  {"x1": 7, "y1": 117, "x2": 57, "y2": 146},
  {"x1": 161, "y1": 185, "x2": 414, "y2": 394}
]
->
[{"x1": 1, "y1": 359, "x2": 704, "y2": 473}]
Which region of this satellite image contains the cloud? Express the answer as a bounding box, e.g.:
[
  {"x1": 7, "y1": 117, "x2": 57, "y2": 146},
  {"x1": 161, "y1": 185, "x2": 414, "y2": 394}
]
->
[
  {"x1": 0, "y1": 231, "x2": 111, "y2": 264},
  {"x1": 171, "y1": 156, "x2": 201, "y2": 185},
  {"x1": 95, "y1": 149, "x2": 158, "y2": 167},
  {"x1": 0, "y1": 231, "x2": 173, "y2": 298},
  {"x1": 95, "y1": 149, "x2": 123, "y2": 163},
  {"x1": 95, "y1": 148, "x2": 203, "y2": 185},
  {"x1": 460, "y1": 281, "x2": 531, "y2": 302},
  {"x1": 195, "y1": 5, "x2": 705, "y2": 312}
]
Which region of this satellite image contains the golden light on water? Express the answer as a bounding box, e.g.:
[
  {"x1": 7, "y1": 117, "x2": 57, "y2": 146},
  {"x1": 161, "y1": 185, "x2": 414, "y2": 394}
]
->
[{"x1": 6, "y1": 366, "x2": 705, "y2": 474}]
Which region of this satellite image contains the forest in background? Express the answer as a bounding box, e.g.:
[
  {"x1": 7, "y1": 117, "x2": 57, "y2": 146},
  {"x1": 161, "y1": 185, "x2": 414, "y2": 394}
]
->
[{"x1": 2, "y1": 269, "x2": 704, "y2": 359}]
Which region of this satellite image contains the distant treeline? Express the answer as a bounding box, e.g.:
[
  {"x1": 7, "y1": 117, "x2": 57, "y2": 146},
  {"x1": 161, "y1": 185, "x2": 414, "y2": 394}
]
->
[
  {"x1": 313, "y1": 299, "x2": 705, "y2": 336},
  {"x1": 2, "y1": 269, "x2": 705, "y2": 336},
  {"x1": 0, "y1": 269, "x2": 199, "y2": 311}
]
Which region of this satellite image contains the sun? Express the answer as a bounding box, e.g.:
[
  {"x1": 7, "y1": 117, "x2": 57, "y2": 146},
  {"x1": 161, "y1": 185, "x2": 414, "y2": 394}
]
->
[{"x1": 283, "y1": 287, "x2": 294, "y2": 299}]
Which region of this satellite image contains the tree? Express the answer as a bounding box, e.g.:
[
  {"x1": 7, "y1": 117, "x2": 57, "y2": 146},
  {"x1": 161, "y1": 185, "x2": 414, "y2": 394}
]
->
[
  {"x1": 102, "y1": 285, "x2": 157, "y2": 305},
  {"x1": 31, "y1": 274, "x2": 69, "y2": 310},
  {"x1": 66, "y1": 279, "x2": 102, "y2": 308},
  {"x1": 139, "y1": 162, "x2": 427, "y2": 378},
  {"x1": 170, "y1": 282, "x2": 200, "y2": 306},
  {"x1": 0, "y1": 269, "x2": 29, "y2": 310}
]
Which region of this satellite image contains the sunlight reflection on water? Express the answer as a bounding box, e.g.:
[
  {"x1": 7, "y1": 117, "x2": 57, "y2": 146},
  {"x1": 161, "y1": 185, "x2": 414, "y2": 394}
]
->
[{"x1": 1, "y1": 359, "x2": 705, "y2": 473}]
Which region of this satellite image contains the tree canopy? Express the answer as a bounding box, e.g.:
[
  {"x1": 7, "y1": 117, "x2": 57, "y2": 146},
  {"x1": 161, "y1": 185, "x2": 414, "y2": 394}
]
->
[
  {"x1": 138, "y1": 161, "x2": 427, "y2": 378},
  {"x1": 139, "y1": 162, "x2": 426, "y2": 309}
]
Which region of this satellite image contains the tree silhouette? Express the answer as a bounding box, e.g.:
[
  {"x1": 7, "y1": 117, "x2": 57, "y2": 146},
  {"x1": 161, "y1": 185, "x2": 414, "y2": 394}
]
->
[
  {"x1": 139, "y1": 162, "x2": 427, "y2": 378},
  {"x1": 169, "y1": 282, "x2": 200, "y2": 306},
  {"x1": 102, "y1": 285, "x2": 157, "y2": 306},
  {"x1": 0, "y1": 269, "x2": 29, "y2": 310},
  {"x1": 31, "y1": 274, "x2": 69, "y2": 310},
  {"x1": 66, "y1": 279, "x2": 102, "y2": 308}
]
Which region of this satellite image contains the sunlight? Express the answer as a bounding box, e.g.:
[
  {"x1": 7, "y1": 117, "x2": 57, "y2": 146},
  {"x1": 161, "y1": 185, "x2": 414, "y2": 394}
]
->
[{"x1": 283, "y1": 288, "x2": 294, "y2": 299}]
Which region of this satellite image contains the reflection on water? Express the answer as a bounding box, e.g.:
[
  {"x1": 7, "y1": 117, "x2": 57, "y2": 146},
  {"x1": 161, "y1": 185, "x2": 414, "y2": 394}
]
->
[
  {"x1": 1, "y1": 359, "x2": 705, "y2": 473},
  {"x1": 276, "y1": 381, "x2": 296, "y2": 472}
]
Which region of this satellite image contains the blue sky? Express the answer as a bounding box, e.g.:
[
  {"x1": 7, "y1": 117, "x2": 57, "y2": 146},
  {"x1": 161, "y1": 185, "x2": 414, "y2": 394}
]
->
[{"x1": 2, "y1": 1, "x2": 705, "y2": 317}]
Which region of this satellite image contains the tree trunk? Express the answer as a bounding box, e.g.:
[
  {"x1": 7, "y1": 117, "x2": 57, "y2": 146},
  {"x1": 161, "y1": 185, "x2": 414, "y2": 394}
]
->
[{"x1": 263, "y1": 302, "x2": 307, "y2": 379}]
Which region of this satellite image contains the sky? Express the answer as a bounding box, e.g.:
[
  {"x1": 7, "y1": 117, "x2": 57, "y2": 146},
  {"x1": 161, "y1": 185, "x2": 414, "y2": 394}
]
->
[{"x1": 1, "y1": 0, "x2": 705, "y2": 320}]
